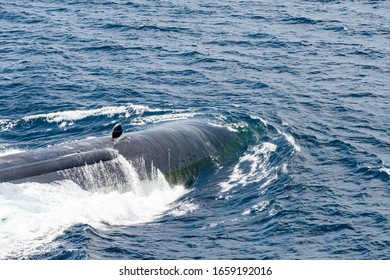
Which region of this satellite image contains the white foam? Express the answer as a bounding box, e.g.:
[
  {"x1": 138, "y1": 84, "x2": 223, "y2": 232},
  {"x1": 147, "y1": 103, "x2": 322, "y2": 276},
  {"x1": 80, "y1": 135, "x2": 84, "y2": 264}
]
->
[
  {"x1": 219, "y1": 142, "x2": 277, "y2": 193},
  {"x1": 282, "y1": 132, "x2": 301, "y2": 152},
  {"x1": 130, "y1": 112, "x2": 197, "y2": 126},
  {"x1": 0, "y1": 157, "x2": 187, "y2": 259},
  {"x1": 249, "y1": 115, "x2": 301, "y2": 152},
  {"x1": 273, "y1": 125, "x2": 301, "y2": 153},
  {"x1": 250, "y1": 114, "x2": 269, "y2": 126},
  {"x1": 0, "y1": 119, "x2": 17, "y2": 131},
  {"x1": 379, "y1": 166, "x2": 390, "y2": 176},
  {"x1": 282, "y1": 163, "x2": 288, "y2": 173},
  {"x1": 169, "y1": 201, "x2": 199, "y2": 217},
  {"x1": 206, "y1": 120, "x2": 247, "y2": 133},
  {"x1": 242, "y1": 200, "x2": 270, "y2": 216},
  {"x1": 22, "y1": 104, "x2": 158, "y2": 124},
  {"x1": 0, "y1": 104, "x2": 162, "y2": 131},
  {"x1": 0, "y1": 148, "x2": 24, "y2": 156}
]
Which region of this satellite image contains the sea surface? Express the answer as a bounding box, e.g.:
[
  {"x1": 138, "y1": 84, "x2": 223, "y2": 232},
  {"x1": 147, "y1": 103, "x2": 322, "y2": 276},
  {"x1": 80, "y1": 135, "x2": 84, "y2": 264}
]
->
[{"x1": 0, "y1": 0, "x2": 389, "y2": 260}]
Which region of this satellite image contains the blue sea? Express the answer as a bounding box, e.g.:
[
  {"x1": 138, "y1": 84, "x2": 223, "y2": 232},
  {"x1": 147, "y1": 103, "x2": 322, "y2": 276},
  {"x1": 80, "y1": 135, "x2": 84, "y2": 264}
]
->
[{"x1": 0, "y1": 0, "x2": 389, "y2": 260}]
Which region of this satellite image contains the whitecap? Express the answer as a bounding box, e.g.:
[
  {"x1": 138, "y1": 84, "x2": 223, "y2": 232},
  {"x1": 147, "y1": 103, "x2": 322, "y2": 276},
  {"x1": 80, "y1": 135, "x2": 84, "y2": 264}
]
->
[
  {"x1": 22, "y1": 104, "x2": 159, "y2": 124},
  {"x1": 219, "y1": 142, "x2": 277, "y2": 193},
  {"x1": 0, "y1": 156, "x2": 187, "y2": 259}
]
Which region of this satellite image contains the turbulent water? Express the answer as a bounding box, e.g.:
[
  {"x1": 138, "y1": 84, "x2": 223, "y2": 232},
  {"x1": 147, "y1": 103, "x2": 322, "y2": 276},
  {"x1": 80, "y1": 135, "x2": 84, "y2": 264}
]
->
[{"x1": 0, "y1": 0, "x2": 389, "y2": 259}]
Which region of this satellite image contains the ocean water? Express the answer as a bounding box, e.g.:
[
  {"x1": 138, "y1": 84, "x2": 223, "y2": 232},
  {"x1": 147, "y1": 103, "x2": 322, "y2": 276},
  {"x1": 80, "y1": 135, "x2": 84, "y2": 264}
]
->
[{"x1": 0, "y1": 0, "x2": 389, "y2": 260}]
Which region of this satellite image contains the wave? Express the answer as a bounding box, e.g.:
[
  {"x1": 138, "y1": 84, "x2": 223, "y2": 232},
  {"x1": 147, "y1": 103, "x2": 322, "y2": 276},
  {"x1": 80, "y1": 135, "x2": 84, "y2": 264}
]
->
[
  {"x1": 0, "y1": 155, "x2": 187, "y2": 260},
  {"x1": 130, "y1": 112, "x2": 198, "y2": 126},
  {"x1": 219, "y1": 142, "x2": 278, "y2": 193},
  {"x1": 0, "y1": 104, "x2": 160, "y2": 131},
  {"x1": 0, "y1": 107, "x2": 296, "y2": 259},
  {"x1": 0, "y1": 104, "x2": 203, "y2": 133},
  {"x1": 22, "y1": 104, "x2": 159, "y2": 123},
  {"x1": 0, "y1": 148, "x2": 24, "y2": 156}
]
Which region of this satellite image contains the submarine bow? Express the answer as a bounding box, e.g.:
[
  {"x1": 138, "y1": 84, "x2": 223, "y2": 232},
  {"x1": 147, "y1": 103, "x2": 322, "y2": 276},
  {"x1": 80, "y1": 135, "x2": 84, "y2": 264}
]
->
[{"x1": 0, "y1": 120, "x2": 234, "y2": 187}]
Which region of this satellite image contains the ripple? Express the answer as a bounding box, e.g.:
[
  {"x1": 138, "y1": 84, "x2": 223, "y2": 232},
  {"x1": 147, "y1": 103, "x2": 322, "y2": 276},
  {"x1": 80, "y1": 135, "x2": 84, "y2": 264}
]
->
[{"x1": 1, "y1": 0, "x2": 389, "y2": 260}]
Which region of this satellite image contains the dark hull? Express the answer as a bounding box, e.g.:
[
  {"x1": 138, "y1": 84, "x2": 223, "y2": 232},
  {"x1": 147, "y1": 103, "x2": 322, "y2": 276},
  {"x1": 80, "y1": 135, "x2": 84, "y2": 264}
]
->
[{"x1": 0, "y1": 120, "x2": 233, "y2": 187}]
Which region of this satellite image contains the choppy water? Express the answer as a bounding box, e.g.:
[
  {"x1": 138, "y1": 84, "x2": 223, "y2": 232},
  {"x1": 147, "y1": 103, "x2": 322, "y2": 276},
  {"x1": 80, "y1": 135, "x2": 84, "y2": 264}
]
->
[{"x1": 0, "y1": 0, "x2": 389, "y2": 259}]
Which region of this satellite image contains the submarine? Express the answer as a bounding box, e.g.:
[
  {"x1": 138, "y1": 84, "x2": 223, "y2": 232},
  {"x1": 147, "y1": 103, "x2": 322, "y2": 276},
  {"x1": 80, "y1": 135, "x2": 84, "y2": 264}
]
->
[{"x1": 0, "y1": 120, "x2": 234, "y2": 187}]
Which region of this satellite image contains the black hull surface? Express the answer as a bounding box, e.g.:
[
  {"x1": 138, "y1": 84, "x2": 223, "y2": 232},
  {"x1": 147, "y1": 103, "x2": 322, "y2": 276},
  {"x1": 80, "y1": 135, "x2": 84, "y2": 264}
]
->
[{"x1": 0, "y1": 120, "x2": 234, "y2": 187}]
